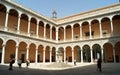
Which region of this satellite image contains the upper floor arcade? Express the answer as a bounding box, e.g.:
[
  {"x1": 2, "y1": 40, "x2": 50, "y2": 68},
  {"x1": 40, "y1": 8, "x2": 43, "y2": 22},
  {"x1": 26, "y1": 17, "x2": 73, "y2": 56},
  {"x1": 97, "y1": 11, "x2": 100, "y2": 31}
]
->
[{"x1": 0, "y1": 0, "x2": 120, "y2": 43}]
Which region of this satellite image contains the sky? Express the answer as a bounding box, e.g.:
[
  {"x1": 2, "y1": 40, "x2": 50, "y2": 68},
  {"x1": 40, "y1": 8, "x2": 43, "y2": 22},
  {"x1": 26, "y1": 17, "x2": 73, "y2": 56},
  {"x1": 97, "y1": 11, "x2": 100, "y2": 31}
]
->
[{"x1": 13, "y1": 0, "x2": 119, "y2": 18}]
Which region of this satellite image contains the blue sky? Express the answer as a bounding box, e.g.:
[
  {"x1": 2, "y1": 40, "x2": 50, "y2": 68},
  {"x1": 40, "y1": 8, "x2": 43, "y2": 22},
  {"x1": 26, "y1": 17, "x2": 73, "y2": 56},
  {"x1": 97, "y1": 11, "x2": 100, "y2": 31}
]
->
[{"x1": 14, "y1": 0, "x2": 119, "y2": 18}]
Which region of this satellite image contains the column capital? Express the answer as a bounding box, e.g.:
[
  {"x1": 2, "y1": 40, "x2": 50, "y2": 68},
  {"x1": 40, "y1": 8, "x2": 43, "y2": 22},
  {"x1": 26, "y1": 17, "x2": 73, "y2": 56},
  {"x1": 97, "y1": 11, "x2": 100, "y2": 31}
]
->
[{"x1": 2, "y1": 44, "x2": 6, "y2": 47}]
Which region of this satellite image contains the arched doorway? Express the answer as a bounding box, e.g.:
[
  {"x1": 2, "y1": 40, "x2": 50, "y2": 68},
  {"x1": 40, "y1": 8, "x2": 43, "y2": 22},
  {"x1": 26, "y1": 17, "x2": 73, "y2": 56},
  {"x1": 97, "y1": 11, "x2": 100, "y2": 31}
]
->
[
  {"x1": 57, "y1": 47, "x2": 64, "y2": 62},
  {"x1": 52, "y1": 47, "x2": 56, "y2": 62},
  {"x1": 38, "y1": 45, "x2": 44, "y2": 62},
  {"x1": 74, "y1": 46, "x2": 81, "y2": 62},
  {"x1": 45, "y1": 46, "x2": 50, "y2": 62},
  {"x1": 82, "y1": 45, "x2": 91, "y2": 62},
  {"x1": 92, "y1": 44, "x2": 101, "y2": 62},
  {"x1": 115, "y1": 42, "x2": 120, "y2": 62},
  {"x1": 103, "y1": 43, "x2": 113, "y2": 63},
  {"x1": 66, "y1": 46, "x2": 72, "y2": 62}
]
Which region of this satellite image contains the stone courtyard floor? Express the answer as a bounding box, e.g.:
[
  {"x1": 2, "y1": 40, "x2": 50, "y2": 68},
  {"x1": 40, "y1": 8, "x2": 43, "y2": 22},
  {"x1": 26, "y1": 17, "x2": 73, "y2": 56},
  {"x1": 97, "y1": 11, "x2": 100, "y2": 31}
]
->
[{"x1": 0, "y1": 63, "x2": 120, "y2": 75}]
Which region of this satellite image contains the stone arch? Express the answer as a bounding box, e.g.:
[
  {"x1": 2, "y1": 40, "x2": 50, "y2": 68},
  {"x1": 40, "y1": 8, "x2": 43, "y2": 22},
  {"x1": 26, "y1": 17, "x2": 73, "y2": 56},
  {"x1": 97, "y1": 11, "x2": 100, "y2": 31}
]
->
[
  {"x1": 30, "y1": 17, "x2": 37, "y2": 36},
  {"x1": 92, "y1": 44, "x2": 101, "y2": 62},
  {"x1": 115, "y1": 41, "x2": 120, "y2": 62},
  {"x1": 5, "y1": 40, "x2": 16, "y2": 63},
  {"x1": 81, "y1": 22, "x2": 89, "y2": 40},
  {"x1": 38, "y1": 45, "x2": 44, "y2": 62},
  {"x1": 101, "y1": 17, "x2": 111, "y2": 37},
  {"x1": 8, "y1": 9, "x2": 19, "y2": 32},
  {"x1": 0, "y1": 4, "x2": 7, "y2": 27},
  {"x1": 73, "y1": 23, "x2": 80, "y2": 40},
  {"x1": 74, "y1": 45, "x2": 81, "y2": 62},
  {"x1": 39, "y1": 21, "x2": 44, "y2": 38},
  {"x1": 58, "y1": 27, "x2": 64, "y2": 41},
  {"x1": 82, "y1": 45, "x2": 91, "y2": 62},
  {"x1": 103, "y1": 43, "x2": 113, "y2": 63},
  {"x1": 18, "y1": 42, "x2": 27, "y2": 63},
  {"x1": 45, "y1": 46, "x2": 50, "y2": 62},
  {"x1": 91, "y1": 19, "x2": 100, "y2": 38},
  {"x1": 52, "y1": 47, "x2": 56, "y2": 62},
  {"x1": 66, "y1": 46, "x2": 72, "y2": 62},
  {"x1": 20, "y1": 13, "x2": 28, "y2": 34},
  {"x1": 112, "y1": 15, "x2": 120, "y2": 36},
  {"x1": 52, "y1": 26, "x2": 56, "y2": 40},
  {"x1": 29, "y1": 43, "x2": 36, "y2": 62},
  {"x1": 66, "y1": 25, "x2": 72, "y2": 41}
]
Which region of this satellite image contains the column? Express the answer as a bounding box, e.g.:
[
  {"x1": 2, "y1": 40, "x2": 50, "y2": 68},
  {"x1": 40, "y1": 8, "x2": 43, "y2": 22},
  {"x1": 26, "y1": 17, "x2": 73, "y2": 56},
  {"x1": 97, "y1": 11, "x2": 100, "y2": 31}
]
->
[
  {"x1": 113, "y1": 47, "x2": 116, "y2": 63},
  {"x1": 15, "y1": 45, "x2": 19, "y2": 63},
  {"x1": 44, "y1": 23, "x2": 46, "y2": 39},
  {"x1": 90, "y1": 48, "x2": 93, "y2": 63},
  {"x1": 72, "y1": 49, "x2": 74, "y2": 63},
  {"x1": 35, "y1": 48, "x2": 38, "y2": 64},
  {"x1": 1, "y1": 44, "x2": 6, "y2": 64},
  {"x1": 26, "y1": 47, "x2": 29, "y2": 60},
  {"x1": 71, "y1": 26, "x2": 74, "y2": 41},
  {"x1": 64, "y1": 50, "x2": 66, "y2": 63},
  {"x1": 50, "y1": 27, "x2": 52, "y2": 40},
  {"x1": 17, "y1": 15, "x2": 21, "y2": 34},
  {"x1": 81, "y1": 50, "x2": 83, "y2": 63},
  {"x1": 56, "y1": 27, "x2": 58, "y2": 42},
  {"x1": 99, "y1": 20, "x2": 103, "y2": 38},
  {"x1": 50, "y1": 50, "x2": 52, "y2": 63},
  {"x1": 80, "y1": 24, "x2": 82, "y2": 40},
  {"x1": 64, "y1": 27, "x2": 66, "y2": 42},
  {"x1": 89, "y1": 24, "x2": 92, "y2": 39},
  {"x1": 56, "y1": 50, "x2": 57, "y2": 62},
  {"x1": 4, "y1": 11, "x2": 9, "y2": 31},
  {"x1": 27, "y1": 18, "x2": 31, "y2": 36},
  {"x1": 101, "y1": 47, "x2": 104, "y2": 63},
  {"x1": 110, "y1": 18, "x2": 113, "y2": 36},
  {"x1": 43, "y1": 50, "x2": 45, "y2": 63},
  {"x1": 36, "y1": 21, "x2": 39, "y2": 37}
]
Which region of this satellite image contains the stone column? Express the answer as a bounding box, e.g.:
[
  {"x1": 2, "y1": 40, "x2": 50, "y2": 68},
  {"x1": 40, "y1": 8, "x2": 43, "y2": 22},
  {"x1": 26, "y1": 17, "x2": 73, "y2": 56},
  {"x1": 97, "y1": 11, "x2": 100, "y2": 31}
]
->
[
  {"x1": 71, "y1": 26, "x2": 74, "y2": 41},
  {"x1": 80, "y1": 24, "x2": 82, "y2": 40},
  {"x1": 89, "y1": 24, "x2": 92, "y2": 39},
  {"x1": 1, "y1": 44, "x2": 6, "y2": 64},
  {"x1": 72, "y1": 49, "x2": 74, "y2": 63},
  {"x1": 90, "y1": 48, "x2": 93, "y2": 63},
  {"x1": 44, "y1": 23, "x2": 46, "y2": 39},
  {"x1": 110, "y1": 18, "x2": 114, "y2": 36},
  {"x1": 56, "y1": 27, "x2": 58, "y2": 42},
  {"x1": 26, "y1": 47, "x2": 29, "y2": 60},
  {"x1": 113, "y1": 47, "x2": 116, "y2": 63},
  {"x1": 27, "y1": 18, "x2": 31, "y2": 36},
  {"x1": 17, "y1": 15, "x2": 21, "y2": 34},
  {"x1": 50, "y1": 27, "x2": 52, "y2": 40},
  {"x1": 101, "y1": 47, "x2": 104, "y2": 63},
  {"x1": 81, "y1": 50, "x2": 83, "y2": 63},
  {"x1": 64, "y1": 50, "x2": 66, "y2": 63},
  {"x1": 43, "y1": 50, "x2": 45, "y2": 63},
  {"x1": 50, "y1": 50, "x2": 52, "y2": 63},
  {"x1": 4, "y1": 11, "x2": 9, "y2": 31},
  {"x1": 35, "y1": 48, "x2": 38, "y2": 64},
  {"x1": 99, "y1": 21, "x2": 103, "y2": 38},
  {"x1": 15, "y1": 45, "x2": 19, "y2": 63}
]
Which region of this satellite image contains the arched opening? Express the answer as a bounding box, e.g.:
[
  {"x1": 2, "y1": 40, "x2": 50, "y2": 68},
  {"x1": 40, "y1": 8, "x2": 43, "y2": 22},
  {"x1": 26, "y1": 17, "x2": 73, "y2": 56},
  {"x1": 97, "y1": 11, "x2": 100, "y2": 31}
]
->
[
  {"x1": 18, "y1": 42, "x2": 27, "y2": 63},
  {"x1": 5, "y1": 40, "x2": 16, "y2": 63},
  {"x1": 66, "y1": 25, "x2": 72, "y2": 41},
  {"x1": 0, "y1": 4, "x2": 6, "y2": 29},
  {"x1": 39, "y1": 21, "x2": 44, "y2": 38},
  {"x1": 46, "y1": 24, "x2": 50, "y2": 39},
  {"x1": 30, "y1": 18, "x2": 37, "y2": 36},
  {"x1": 0, "y1": 38, "x2": 3, "y2": 63},
  {"x1": 92, "y1": 44, "x2": 101, "y2": 62},
  {"x1": 38, "y1": 45, "x2": 44, "y2": 62},
  {"x1": 91, "y1": 20, "x2": 100, "y2": 39},
  {"x1": 66, "y1": 46, "x2": 72, "y2": 62},
  {"x1": 20, "y1": 14, "x2": 28, "y2": 35},
  {"x1": 115, "y1": 42, "x2": 120, "y2": 62},
  {"x1": 45, "y1": 46, "x2": 50, "y2": 62},
  {"x1": 52, "y1": 26, "x2": 56, "y2": 40},
  {"x1": 101, "y1": 17, "x2": 111, "y2": 37},
  {"x1": 112, "y1": 15, "x2": 120, "y2": 36},
  {"x1": 29, "y1": 43, "x2": 36, "y2": 63},
  {"x1": 73, "y1": 23, "x2": 80, "y2": 40},
  {"x1": 82, "y1": 22, "x2": 89, "y2": 40},
  {"x1": 103, "y1": 43, "x2": 113, "y2": 63},
  {"x1": 74, "y1": 46, "x2": 81, "y2": 62},
  {"x1": 82, "y1": 45, "x2": 91, "y2": 62},
  {"x1": 8, "y1": 9, "x2": 18, "y2": 33},
  {"x1": 58, "y1": 27, "x2": 64, "y2": 41},
  {"x1": 52, "y1": 47, "x2": 56, "y2": 62},
  {"x1": 57, "y1": 47, "x2": 64, "y2": 62}
]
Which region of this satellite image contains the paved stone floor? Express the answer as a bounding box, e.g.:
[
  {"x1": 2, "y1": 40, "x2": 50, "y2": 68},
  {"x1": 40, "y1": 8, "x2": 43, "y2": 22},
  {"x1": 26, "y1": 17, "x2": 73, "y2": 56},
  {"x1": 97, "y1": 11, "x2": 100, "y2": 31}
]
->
[{"x1": 0, "y1": 63, "x2": 120, "y2": 75}]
